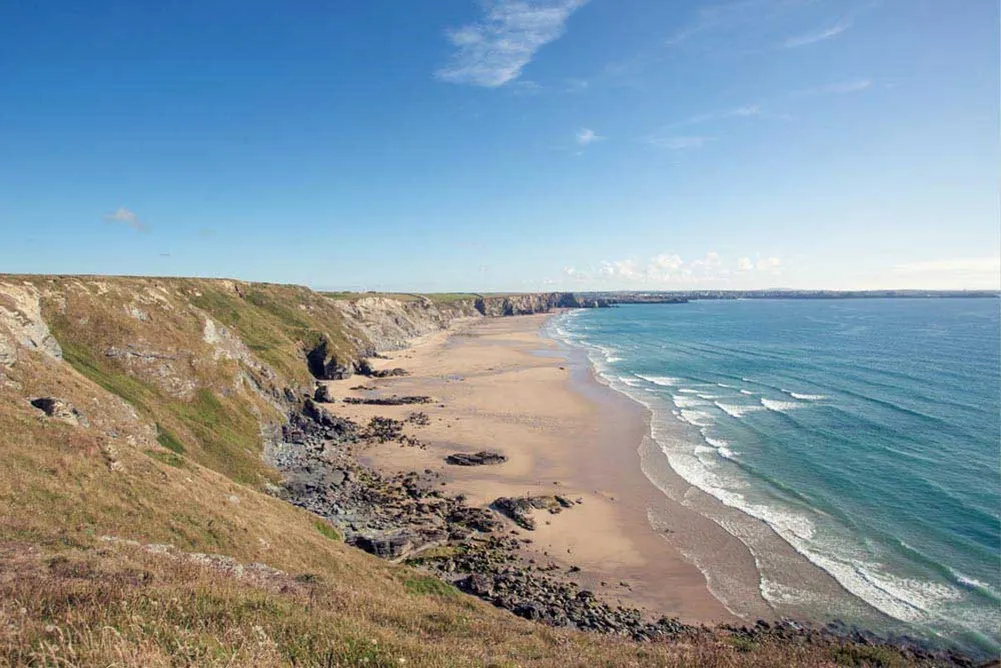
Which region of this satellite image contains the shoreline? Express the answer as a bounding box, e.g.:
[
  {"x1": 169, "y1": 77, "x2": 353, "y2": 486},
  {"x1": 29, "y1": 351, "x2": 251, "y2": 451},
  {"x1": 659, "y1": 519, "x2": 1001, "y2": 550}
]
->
[{"x1": 338, "y1": 312, "x2": 757, "y2": 624}]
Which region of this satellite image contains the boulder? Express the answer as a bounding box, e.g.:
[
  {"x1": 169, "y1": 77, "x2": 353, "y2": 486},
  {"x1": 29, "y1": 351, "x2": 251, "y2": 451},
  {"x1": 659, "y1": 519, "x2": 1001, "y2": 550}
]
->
[
  {"x1": 313, "y1": 384, "x2": 332, "y2": 403},
  {"x1": 445, "y1": 450, "x2": 508, "y2": 466},
  {"x1": 349, "y1": 529, "x2": 443, "y2": 561}
]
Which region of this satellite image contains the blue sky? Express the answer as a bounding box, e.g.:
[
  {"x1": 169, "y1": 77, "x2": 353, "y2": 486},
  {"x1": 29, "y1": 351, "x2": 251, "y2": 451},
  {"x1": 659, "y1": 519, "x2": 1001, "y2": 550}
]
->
[{"x1": 2, "y1": 0, "x2": 998, "y2": 291}]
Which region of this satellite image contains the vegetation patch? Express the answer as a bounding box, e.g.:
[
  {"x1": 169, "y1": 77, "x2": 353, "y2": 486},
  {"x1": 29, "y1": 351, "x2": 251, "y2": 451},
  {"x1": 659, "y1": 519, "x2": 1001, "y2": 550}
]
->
[
  {"x1": 403, "y1": 575, "x2": 460, "y2": 598},
  {"x1": 146, "y1": 449, "x2": 185, "y2": 468},
  {"x1": 156, "y1": 423, "x2": 186, "y2": 454},
  {"x1": 314, "y1": 520, "x2": 340, "y2": 541}
]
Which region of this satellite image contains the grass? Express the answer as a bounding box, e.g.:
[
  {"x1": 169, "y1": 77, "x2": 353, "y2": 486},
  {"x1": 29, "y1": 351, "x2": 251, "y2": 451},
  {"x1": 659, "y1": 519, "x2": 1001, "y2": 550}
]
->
[
  {"x1": 403, "y1": 575, "x2": 461, "y2": 598},
  {"x1": 146, "y1": 450, "x2": 185, "y2": 468},
  {"x1": 155, "y1": 423, "x2": 186, "y2": 454},
  {"x1": 315, "y1": 520, "x2": 340, "y2": 541}
]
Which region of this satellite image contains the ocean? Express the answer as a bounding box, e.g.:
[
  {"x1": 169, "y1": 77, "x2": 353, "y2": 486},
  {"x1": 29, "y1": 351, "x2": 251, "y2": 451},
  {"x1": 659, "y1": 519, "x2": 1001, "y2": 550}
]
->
[{"x1": 548, "y1": 298, "x2": 1000, "y2": 657}]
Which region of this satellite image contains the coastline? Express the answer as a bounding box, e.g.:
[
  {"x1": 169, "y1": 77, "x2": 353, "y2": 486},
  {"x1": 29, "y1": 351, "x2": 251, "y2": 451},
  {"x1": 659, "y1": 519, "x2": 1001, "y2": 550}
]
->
[{"x1": 327, "y1": 312, "x2": 759, "y2": 624}]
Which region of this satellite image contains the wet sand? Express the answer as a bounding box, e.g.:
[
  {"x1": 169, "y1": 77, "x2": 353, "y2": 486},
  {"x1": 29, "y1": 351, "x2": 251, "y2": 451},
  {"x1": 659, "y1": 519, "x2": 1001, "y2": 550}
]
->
[{"x1": 323, "y1": 313, "x2": 771, "y2": 624}]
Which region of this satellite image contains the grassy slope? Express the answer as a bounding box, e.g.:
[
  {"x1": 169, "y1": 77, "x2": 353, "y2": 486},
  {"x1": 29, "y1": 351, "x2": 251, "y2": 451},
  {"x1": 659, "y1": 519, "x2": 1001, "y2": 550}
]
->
[{"x1": 0, "y1": 276, "x2": 936, "y2": 667}]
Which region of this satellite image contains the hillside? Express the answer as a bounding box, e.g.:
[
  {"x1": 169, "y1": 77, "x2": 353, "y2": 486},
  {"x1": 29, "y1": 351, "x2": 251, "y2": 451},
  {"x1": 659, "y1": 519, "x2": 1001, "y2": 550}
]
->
[{"x1": 0, "y1": 275, "x2": 972, "y2": 667}]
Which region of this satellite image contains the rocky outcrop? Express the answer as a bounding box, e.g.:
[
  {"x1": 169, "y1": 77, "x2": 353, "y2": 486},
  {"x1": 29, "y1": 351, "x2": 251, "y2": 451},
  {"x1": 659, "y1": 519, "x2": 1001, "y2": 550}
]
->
[
  {"x1": 0, "y1": 283, "x2": 63, "y2": 368},
  {"x1": 305, "y1": 336, "x2": 354, "y2": 380},
  {"x1": 29, "y1": 397, "x2": 87, "y2": 426},
  {"x1": 492, "y1": 496, "x2": 574, "y2": 531}
]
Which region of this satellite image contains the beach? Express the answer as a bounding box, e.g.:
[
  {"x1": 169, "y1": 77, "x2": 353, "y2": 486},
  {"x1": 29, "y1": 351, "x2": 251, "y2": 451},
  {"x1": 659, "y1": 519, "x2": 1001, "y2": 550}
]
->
[{"x1": 323, "y1": 312, "x2": 770, "y2": 624}]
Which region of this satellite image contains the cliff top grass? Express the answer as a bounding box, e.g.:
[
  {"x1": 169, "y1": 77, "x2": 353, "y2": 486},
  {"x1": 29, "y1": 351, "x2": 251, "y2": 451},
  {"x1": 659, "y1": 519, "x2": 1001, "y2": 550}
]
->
[{"x1": 324, "y1": 291, "x2": 482, "y2": 303}]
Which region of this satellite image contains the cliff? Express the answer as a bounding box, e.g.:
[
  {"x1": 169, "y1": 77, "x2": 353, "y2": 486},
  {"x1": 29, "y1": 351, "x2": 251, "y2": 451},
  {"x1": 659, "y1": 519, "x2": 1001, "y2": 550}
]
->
[{"x1": 0, "y1": 274, "x2": 965, "y2": 667}]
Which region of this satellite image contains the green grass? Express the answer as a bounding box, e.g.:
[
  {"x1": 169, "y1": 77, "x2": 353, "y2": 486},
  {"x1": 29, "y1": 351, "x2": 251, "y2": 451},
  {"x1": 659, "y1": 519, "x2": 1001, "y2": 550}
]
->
[
  {"x1": 171, "y1": 389, "x2": 273, "y2": 485},
  {"x1": 56, "y1": 338, "x2": 156, "y2": 416},
  {"x1": 403, "y1": 575, "x2": 461, "y2": 598},
  {"x1": 314, "y1": 520, "x2": 340, "y2": 541},
  {"x1": 156, "y1": 424, "x2": 186, "y2": 454},
  {"x1": 146, "y1": 450, "x2": 185, "y2": 468}
]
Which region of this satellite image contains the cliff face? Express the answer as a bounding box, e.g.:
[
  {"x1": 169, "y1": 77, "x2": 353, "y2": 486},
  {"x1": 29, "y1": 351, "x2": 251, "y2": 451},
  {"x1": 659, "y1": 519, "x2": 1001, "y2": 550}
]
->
[
  {"x1": 332, "y1": 292, "x2": 605, "y2": 352},
  {"x1": 0, "y1": 276, "x2": 603, "y2": 481}
]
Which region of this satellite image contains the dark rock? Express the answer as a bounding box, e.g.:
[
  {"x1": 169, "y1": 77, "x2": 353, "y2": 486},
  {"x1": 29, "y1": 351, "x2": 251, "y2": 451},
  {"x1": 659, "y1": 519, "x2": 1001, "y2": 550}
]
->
[
  {"x1": 350, "y1": 529, "x2": 420, "y2": 560},
  {"x1": 447, "y1": 507, "x2": 502, "y2": 533},
  {"x1": 343, "y1": 395, "x2": 432, "y2": 406},
  {"x1": 458, "y1": 573, "x2": 496, "y2": 597},
  {"x1": 313, "y1": 384, "x2": 332, "y2": 403},
  {"x1": 445, "y1": 450, "x2": 508, "y2": 467},
  {"x1": 305, "y1": 337, "x2": 353, "y2": 380},
  {"x1": 491, "y1": 496, "x2": 567, "y2": 530}
]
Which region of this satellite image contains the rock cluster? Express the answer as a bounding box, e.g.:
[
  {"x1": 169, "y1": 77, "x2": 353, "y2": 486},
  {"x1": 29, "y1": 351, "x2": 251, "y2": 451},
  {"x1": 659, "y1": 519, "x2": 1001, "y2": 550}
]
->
[
  {"x1": 267, "y1": 398, "x2": 972, "y2": 664},
  {"x1": 29, "y1": 397, "x2": 87, "y2": 426}
]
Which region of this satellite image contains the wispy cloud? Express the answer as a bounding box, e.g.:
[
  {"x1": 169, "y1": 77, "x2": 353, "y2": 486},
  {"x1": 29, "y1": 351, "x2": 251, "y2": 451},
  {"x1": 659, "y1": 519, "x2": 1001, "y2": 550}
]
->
[
  {"x1": 436, "y1": 0, "x2": 588, "y2": 88},
  {"x1": 789, "y1": 78, "x2": 872, "y2": 97},
  {"x1": 103, "y1": 207, "x2": 146, "y2": 232},
  {"x1": 559, "y1": 251, "x2": 785, "y2": 287},
  {"x1": 646, "y1": 135, "x2": 715, "y2": 150},
  {"x1": 575, "y1": 127, "x2": 603, "y2": 146},
  {"x1": 781, "y1": 19, "x2": 852, "y2": 48},
  {"x1": 667, "y1": 104, "x2": 763, "y2": 129}
]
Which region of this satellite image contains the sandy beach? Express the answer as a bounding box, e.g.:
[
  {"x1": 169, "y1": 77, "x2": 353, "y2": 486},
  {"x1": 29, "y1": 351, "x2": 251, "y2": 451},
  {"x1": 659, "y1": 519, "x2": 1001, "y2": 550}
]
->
[{"x1": 322, "y1": 312, "x2": 774, "y2": 624}]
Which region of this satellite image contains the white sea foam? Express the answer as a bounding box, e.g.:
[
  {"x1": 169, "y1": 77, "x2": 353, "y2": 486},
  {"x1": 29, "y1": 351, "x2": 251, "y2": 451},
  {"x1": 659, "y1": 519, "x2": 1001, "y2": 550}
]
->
[
  {"x1": 761, "y1": 398, "x2": 803, "y2": 412},
  {"x1": 638, "y1": 374, "x2": 684, "y2": 386},
  {"x1": 678, "y1": 409, "x2": 715, "y2": 427},
  {"x1": 696, "y1": 393, "x2": 723, "y2": 400},
  {"x1": 789, "y1": 392, "x2": 827, "y2": 401},
  {"x1": 677, "y1": 388, "x2": 701, "y2": 394},
  {"x1": 673, "y1": 395, "x2": 708, "y2": 409},
  {"x1": 715, "y1": 402, "x2": 766, "y2": 419},
  {"x1": 739, "y1": 389, "x2": 755, "y2": 395}
]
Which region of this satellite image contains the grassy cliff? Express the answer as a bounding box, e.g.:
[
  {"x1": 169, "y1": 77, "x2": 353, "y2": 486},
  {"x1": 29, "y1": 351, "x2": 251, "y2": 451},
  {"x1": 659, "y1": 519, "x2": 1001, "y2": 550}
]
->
[{"x1": 0, "y1": 275, "x2": 957, "y2": 667}]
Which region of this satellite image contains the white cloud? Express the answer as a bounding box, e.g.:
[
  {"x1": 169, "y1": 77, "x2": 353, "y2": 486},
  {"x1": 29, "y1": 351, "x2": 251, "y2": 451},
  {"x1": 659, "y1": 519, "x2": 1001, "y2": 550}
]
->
[
  {"x1": 558, "y1": 250, "x2": 788, "y2": 288},
  {"x1": 436, "y1": 0, "x2": 588, "y2": 88},
  {"x1": 647, "y1": 135, "x2": 715, "y2": 150},
  {"x1": 576, "y1": 127, "x2": 603, "y2": 145},
  {"x1": 790, "y1": 79, "x2": 872, "y2": 97},
  {"x1": 782, "y1": 19, "x2": 852, "y2": 49},
  {"x1": 103, "y1": 207, "x2": 146, "y2": 232}
]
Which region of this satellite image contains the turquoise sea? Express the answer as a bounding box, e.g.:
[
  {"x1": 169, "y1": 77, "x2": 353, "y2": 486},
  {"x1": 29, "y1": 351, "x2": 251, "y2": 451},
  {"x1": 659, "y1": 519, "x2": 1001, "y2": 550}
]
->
[{"x1": 549, "y1": 299, "x2": 1000, "y2": 657}]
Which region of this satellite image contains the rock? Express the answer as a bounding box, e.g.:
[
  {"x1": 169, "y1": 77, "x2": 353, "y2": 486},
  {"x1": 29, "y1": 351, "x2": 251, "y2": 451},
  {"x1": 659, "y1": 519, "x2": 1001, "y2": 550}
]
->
[
  {"x1": 303, "y1": 398, "x2": 337, "y2": 427},
  {"x1": 343, "y1": 395, "x2": 432, "y2": 406},
  {"x1": 29, "y1": 397, "x2": 86, "y2": 426},
  {"x1": 457, "y1": 573, "x2": 496, "y2": 597},
  {"x1": 349, "y1": 529, "x2": 443, "y2": 561},
  {"x1": 491, "y1": 496, "x2": 574, "y2": 530},
  {"x1": 445, "y1": 451, "x2": 508, "y2": 466},
  {"x1": 305, "y1": 336, "x2": 353, "y2": 380},
  {"x1": 0, "y1": 283, "x2": 63, "y2": 367},
  {"x1": 446, "y1": 507, "x2": 502, "y2": 533},
  {"x1": 313, "y1": 384, "x2": 332, "y2": 403}
]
